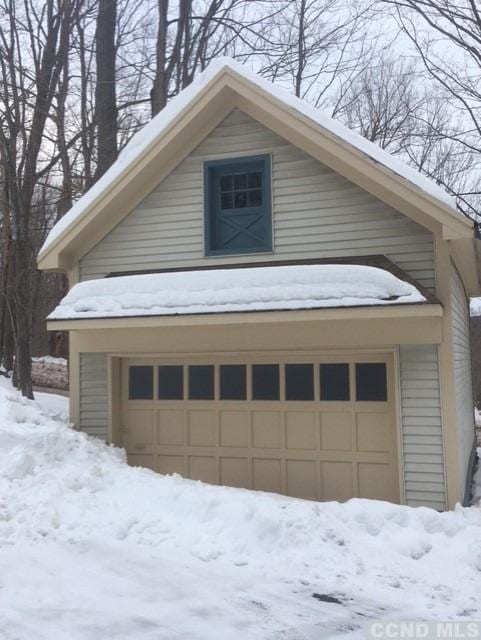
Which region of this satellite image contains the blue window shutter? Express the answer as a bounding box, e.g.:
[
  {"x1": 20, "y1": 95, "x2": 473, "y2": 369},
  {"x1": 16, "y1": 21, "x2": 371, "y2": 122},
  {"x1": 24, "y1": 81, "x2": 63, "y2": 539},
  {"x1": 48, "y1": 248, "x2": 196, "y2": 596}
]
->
[{"x1": 204, "y1": 155, "x2": 272, "y2": 255}]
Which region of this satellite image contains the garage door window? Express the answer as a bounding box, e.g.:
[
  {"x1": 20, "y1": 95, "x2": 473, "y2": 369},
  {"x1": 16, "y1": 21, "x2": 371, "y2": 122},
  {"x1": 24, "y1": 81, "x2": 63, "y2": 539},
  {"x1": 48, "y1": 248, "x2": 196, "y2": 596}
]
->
[
  {"x1": 356, "y1": 363, "x2": 387, "y2": 401},
  {"x1": 252, "y1": 364, "x2": 280, "y2": 400},
  {"x1": 320, "y1": 363, "x2": 350, "y2": 401},
  {"x1": 189, "y1": 365, "x2": 215, "y2": 400},
  {"x1": 158, "y1": 365, "x2": 183, "y2": 400},
  {"x1": 128, "y1": 360, "x2": 388, "y2": 403},
  {"x1": 220, "y1": 365, "x2": 247, "y2": 400},
  {"x1": 129, "y1": 366, "x2": 154, "y2": 400},
  {"x1": 285, "y1": 363, "x2": 314, "y2": 400}
]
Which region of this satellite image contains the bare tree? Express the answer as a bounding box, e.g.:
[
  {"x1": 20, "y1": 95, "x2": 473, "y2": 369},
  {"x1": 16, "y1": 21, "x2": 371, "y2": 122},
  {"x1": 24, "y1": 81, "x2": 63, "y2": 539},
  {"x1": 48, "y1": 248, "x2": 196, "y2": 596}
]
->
[
  {"x1": 339, "y1": 58, "x2": 422, "y2": 152},
  {"x1": 0, "y1": 0, "x2": 77, "y2": 396},
  {"x1": 257, "y1": 0, "x2": 374, "y2": 107},
  {"x1": 338, "y1": 54, "x2": 480, "y2": 216},
  {"x1": 379, "y1": 0, "x2": 481, "y2": 216},
  {"x1": 150, "y1": 0, "x2": 274, "y2": 116}
]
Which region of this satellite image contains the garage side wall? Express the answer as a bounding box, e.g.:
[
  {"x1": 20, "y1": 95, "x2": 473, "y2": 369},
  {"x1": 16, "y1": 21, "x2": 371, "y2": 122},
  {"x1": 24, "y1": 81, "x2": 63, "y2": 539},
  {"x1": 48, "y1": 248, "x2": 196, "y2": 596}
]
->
[
  {"x1": 450, "y1": 264, "x2": 475, "y2": 499},
  {"x1": 79, "y1": 353, "x2": 109, "y2": 440},
  {"x1": 399, "y1": 345, "x2": 446, "y2": 510}
]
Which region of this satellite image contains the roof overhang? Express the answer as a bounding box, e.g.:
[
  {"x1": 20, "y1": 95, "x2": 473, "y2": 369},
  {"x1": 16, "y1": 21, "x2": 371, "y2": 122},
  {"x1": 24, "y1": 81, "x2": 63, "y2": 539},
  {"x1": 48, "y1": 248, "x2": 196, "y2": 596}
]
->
[
  {"x1": 37, "y1": 64, "x2": 474, "y2": 273},
  {"x1": 48, "y1": 303, "x2": 443, "y2": 347}
]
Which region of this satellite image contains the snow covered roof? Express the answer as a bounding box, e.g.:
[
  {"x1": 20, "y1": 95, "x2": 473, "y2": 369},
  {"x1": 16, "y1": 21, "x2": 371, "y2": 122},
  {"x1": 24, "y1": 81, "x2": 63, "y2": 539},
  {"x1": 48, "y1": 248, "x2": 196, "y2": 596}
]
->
[
  {"x1": 48, "y1": 264, "x2": 426, "y2": 321},
  {"x1": 39, "y1": 57, "x2": 470, "y2": 262}
]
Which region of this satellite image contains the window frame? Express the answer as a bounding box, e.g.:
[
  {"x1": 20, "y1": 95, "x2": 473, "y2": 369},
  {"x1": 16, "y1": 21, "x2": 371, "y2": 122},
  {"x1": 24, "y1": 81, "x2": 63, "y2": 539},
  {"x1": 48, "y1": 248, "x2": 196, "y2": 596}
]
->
[{"x1": 203, "y1": 154, "x2": 273, "y2": 256}]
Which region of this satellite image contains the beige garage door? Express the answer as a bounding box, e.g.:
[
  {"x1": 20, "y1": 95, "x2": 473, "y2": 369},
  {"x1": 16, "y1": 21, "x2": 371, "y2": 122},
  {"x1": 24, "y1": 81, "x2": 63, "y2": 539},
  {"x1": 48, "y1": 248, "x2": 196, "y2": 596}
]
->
[{"x1": 119, "y1": 353, "x2": 400, "y2": 502}]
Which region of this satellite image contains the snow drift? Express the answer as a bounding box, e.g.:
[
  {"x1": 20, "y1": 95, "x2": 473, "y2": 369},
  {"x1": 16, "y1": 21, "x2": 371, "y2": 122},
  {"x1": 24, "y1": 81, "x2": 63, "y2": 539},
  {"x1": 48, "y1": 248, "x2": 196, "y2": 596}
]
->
[{"x1": 1, "y1": 378, "x2": 480, "y2": 639}]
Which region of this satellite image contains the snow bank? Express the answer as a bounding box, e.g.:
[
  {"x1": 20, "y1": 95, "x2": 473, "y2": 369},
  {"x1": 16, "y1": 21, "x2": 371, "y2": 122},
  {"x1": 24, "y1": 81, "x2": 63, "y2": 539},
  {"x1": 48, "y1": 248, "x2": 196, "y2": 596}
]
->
[
  {"x1": 1, "y1": 377, "x2": 481, "y2": 640},
  {"x1": 39, "y1": 57, "x2": 462, "y2": 258},
  {"x1": 48, "y1": 264, "x2": 425, "y2": 320}
]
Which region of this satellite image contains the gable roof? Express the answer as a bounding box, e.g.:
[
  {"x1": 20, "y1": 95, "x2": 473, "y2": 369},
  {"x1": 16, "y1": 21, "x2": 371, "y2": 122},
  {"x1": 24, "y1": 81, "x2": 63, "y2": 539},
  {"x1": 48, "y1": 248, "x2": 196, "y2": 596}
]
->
[{"x1": 37, "y1": 57, "x2": 474, "y2": 272}]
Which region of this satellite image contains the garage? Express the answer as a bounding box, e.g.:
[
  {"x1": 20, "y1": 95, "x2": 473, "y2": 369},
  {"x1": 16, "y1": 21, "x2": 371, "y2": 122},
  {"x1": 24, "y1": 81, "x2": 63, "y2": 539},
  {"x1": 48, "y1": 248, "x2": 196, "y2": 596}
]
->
[{"x1": 119, "y1": 353, "x2": 400, "y2": 502}]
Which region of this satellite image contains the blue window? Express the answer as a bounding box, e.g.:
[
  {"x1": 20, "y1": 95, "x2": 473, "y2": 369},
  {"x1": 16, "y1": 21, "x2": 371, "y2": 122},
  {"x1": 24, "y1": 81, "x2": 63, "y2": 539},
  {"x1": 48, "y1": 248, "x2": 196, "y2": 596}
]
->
[{"x1": 204, "y1": 155, "x2": 272, "y2": 255}]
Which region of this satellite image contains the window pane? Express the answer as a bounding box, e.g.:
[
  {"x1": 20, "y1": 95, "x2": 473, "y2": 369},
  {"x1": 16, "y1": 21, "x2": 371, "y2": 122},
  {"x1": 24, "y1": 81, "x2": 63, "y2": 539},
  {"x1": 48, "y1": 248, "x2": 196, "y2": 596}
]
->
[
  {"x1": 234, "y1": 191, "x2": 247, "y2": 208},
  {"x1": 248, "y1": 189, "x2": 262, "y2": 207},
  {"x1": 158, "y1": 365, "x2": 183, "y2": 400},
  {"x1": 129, "y1": 366, "x2": 153, "y2": 400},
  {"x1": 248, "y1": 172, "x2": 262, "y2": 188},
  {"x1": 220, "y1": 192, "x2": 233, "y2": 209},
  {"x1": 220, "y1": 175, "x2": 233, "y2": 190},
  {"x1": 189, "y1": 365, "x2": 214, "y2": 400},
  {"x1": 356, "y1": 363, "x2": 387, "y2": 401},
  {"x1": 252, "y1": 364, "x2": 279, "y2": 400},
  {"x1": 320, "y1": 364, "x2": 350, "y2": 401},
  {"x1": 285, "y1": 364, "x2": 314, "y2": 400},
  {"x1": 234, "y1": 173, "x2": 247, "y2": 189},
  {"x1": 220, "y1": 365, "x2": 246, "y2": 400}
]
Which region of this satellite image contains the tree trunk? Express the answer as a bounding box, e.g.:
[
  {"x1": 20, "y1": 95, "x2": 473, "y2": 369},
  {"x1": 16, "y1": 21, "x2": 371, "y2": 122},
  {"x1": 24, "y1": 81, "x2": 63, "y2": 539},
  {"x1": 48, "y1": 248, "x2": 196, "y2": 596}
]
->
[
  {"x1": 152, "y1": 0, "x2": 169, "y2": 115},
  {"x1": 94, "y1": 0, "x2": 118, "y2": 181},
  {"x1": 13, "y1": 236, "x2": 33, "y2": 398}
]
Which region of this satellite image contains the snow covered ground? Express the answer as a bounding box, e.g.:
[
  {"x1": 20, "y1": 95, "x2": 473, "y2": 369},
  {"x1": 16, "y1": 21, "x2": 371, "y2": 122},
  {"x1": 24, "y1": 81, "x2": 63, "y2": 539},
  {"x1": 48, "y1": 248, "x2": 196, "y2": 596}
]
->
[{"x1": 1, "y1": 378, "x2": 481, "y2": 640}]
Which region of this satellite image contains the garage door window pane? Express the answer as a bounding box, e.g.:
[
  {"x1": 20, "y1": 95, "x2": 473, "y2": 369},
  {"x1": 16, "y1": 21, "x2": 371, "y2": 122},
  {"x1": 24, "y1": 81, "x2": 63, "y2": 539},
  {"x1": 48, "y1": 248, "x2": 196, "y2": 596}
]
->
[
  {"x1": 189, "y1": 365, "x2": 215, "y2": 400},
  {"x1": 129, "y1": 366, "x2": 153, "y2": 400},
  {"x1": 320, "y1": 363, "x2": 350, "y2": 401},
  {"x1": 220, "y1": 365, "x2": 246, "y2": 400},
  {"x1": 356, "y1": 363, "x2": 387, "y2": 401},
  {"x1": 158, "y1": 365, "x2": 183, "y2": 400},
  {"x1": 285, "y1": 364, "x2": 314, "y2": 400},
  {"x1": 252, "y1": 364, "x2": 279, "y2": 400}
]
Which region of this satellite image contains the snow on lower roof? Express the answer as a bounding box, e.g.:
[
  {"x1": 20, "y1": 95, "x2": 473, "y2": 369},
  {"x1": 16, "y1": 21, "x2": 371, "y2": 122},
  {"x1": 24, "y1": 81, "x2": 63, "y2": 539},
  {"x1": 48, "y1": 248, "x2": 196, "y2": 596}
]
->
[
  {"x1": 48, "y1": 264, "x2": 426, "y2": 321},
  {"x1": 39, "y1": 57, "x2": 461, "y2": 258}
]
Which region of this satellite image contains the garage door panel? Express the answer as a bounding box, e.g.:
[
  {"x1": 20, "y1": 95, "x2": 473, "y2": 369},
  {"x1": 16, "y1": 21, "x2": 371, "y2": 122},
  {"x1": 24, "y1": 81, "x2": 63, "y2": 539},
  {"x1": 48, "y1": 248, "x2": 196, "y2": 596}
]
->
[
  {"x1": 220, "y1": 410, "x2": 250, "y2": 448},
  {"x1": 158, "y1": 454, "x2": 185, "y2": 476},
  {"x1": 321, "y1": 461, "x2": 353, "y2": 502},
  {"x1": 252, "y1": 411, "x2": 282, "y2": 449},
  {"x1": 122, "y1": 409, "x2": 155, "y2": 450},
  {"x1": 320, "y1": 411, "x2": 352, "y2": 451},
  {"x1": 285, "y1": 411, "x2": 317, "y2": 450},
  {"x1": 157, "y1": 409, "x2": 185, "y2": 445},
  {"x1": 356, "y1": 412, "x2": 393, "y2": 453},
  {"x1": 287, "y1": 459, "x2": 317, "y2": 500},
  {"x1": 220, "y1": 457, "x2": 250, "y2": 488},
  {"x1": 253, "y1": 458, "x2": 283, "y2": 494},
  {"x1": 188, "y1": 410, "x2": 218, "y2": 446},
  {"x1": 127, "y1": 452, "x2": 156, "y2": 471},
  {"x1": 189, "y1": 456, "x2": 218, "y2": 484},
  {"x1": 358, "y1": 463, "x2": 398, "y2": 501}
]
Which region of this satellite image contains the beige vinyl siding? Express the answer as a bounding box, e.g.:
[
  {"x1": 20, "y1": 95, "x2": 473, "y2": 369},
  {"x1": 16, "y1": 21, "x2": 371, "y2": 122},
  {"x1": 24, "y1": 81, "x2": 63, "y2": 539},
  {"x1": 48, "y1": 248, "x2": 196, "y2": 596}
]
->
[
  {"x1": 399, "y1": 345, "x2": 446, "y2": 510},
  {"x1": 79, "y1": 353, "x2": 109, "y2": 440},
  {"x1": 79, "y1": 109, "x2": 435, "y2": 289},
  {"x1": 450, "y1": 263, "x2": 475, "y2": 496}
]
